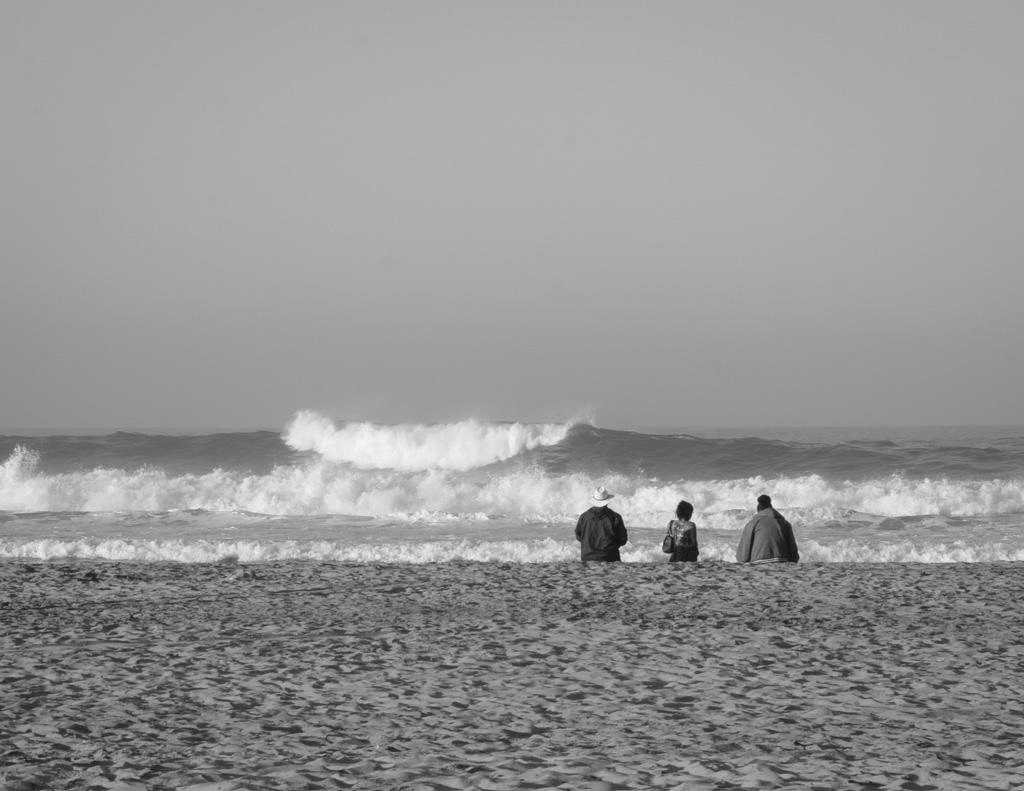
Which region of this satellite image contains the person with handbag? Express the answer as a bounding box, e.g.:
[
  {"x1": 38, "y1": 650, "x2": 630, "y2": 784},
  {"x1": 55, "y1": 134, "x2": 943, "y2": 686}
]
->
[{"x1": 662, "y1": 499, "x2": 699, "y2": 562}]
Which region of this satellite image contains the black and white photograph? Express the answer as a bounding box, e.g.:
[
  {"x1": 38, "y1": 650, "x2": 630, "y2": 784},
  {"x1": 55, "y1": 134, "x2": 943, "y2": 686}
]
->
[{"x1": 3, "y1": 2, "x2": 1024, "y2": 789}]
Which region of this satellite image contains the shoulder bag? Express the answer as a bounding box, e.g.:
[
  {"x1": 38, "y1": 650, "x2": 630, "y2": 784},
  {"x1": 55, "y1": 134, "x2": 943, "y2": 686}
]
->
[{"x1": 661, "y1": 521, "x2": 675, "y2": 554}]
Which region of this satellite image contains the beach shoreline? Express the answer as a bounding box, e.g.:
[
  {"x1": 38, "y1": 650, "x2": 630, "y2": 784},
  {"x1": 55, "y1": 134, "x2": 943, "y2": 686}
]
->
[{"x1": 3, "y1": 559, "x2": 1024, "y2": 790}]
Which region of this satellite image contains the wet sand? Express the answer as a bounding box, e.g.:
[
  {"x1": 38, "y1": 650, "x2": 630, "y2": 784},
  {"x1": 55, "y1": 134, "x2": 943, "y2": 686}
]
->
[{"x1": 3, "y1": 559, "x2": 1024, "y2": 790}]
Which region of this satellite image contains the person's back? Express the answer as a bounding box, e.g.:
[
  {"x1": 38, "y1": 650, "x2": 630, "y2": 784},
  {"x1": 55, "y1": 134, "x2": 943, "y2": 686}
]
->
[
  {"x1": 575, "y1": 487, "x2": 628, "y2": 562},
  {"x1": 736, "y1": 495, "x2": 799, "y2": 564},
  {"x1": 667, "y1": 499, "x2": 699, "y2": 563}
]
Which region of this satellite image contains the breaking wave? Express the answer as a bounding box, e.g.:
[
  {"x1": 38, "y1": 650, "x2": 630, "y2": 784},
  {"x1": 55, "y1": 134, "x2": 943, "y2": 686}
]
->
[
  {"x1": 4, "y1": 420, "x2": 1024, "y2": 564},
  {"x1": 2, "y1": 440, "x2": 1023, "y2": 525},
  {"x1": 283, "y1": 411, "x2": 571, "y2": 471}
]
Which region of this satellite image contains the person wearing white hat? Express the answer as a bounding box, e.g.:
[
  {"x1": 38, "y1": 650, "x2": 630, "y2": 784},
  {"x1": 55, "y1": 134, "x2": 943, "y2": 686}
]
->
[{"x1": 574, "y1": 486, "x2": 629, "y2": 562}]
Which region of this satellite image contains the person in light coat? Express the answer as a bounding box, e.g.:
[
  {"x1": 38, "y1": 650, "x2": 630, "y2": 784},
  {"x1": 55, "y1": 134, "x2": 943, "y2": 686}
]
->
[{"x1": 736, "y1": 494, "x2": 799, "y2": 564}]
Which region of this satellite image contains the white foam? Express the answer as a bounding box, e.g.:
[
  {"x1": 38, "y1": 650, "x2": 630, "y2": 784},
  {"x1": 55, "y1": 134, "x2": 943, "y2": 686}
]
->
[
  {"x1": 283, "y1": 411, "x2": 570, "y2": 471},
  {"x1": 3, "y1": 443, "x2": 1024, "y2": 526},
  {"x1": 4, "y1": 535, "x2": 1024, "y2": 564}
]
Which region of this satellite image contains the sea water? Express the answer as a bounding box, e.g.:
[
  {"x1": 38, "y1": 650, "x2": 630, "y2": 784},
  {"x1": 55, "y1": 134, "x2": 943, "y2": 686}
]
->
[{"x1": 2, "y1": 412, "x2": 1024, "y2": 564}]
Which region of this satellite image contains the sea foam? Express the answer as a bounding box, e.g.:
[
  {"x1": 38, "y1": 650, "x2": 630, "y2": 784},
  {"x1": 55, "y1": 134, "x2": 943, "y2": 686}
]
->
[
  {"x1": 5, "y1": 535, "x2": 1024, "y2": 564},
  {"x1": 3, "y1": 441, "x2": 1024, "y2": 526}
]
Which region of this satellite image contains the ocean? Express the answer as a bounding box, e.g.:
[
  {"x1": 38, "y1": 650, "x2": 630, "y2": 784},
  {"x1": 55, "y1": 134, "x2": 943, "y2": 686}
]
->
[{"x1": 2, "y1": 411, "x2": 1024, "y2": 564}]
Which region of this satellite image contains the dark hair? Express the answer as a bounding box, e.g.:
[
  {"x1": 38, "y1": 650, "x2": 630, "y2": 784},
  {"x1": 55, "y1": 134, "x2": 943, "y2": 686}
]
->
[
  {"x1": 757, "y1": 494, "x2": 772, "y2": 509},
  {"x1": 675, "y1": 500, "x2": 693, "y2": 521}
]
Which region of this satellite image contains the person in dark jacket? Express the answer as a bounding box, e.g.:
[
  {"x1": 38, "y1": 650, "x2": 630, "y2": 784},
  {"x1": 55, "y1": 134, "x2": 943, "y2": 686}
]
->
[
  {"x1": 736, "y1": 494, "x2": 799, "y2": 564},
  {"x1": 575, "y1": 486, "x2": 628, "y2": 562}
]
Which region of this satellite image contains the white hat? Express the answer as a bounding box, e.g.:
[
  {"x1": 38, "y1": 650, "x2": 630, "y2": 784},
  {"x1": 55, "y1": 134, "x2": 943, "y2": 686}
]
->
[{"x1": 592, "y1": 486, "x2": 614, "y2": 505}]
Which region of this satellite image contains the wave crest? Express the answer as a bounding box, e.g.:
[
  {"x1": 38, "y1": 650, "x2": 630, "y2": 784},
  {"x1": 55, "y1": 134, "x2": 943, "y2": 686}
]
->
[{"x1": 283, "y1": 411, "x2": 571, "y2": 471}]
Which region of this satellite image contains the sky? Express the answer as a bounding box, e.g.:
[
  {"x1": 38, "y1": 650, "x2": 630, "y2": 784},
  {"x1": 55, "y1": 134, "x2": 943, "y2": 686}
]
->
[{"x1": 2, "y1": 1, "x2": 1023, "y2": 431}]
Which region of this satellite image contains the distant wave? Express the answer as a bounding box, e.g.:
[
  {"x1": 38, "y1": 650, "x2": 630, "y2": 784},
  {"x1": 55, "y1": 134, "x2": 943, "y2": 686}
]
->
[
  {"x1": 5, "y1": 421, "x2": 1024, "y2": 481},
  {"x1": 283, "y1": 411, "x2": 571, "y2": 471},
  {"x1": 538, "y1": 426, "x2": 1024, "y2": 481}
]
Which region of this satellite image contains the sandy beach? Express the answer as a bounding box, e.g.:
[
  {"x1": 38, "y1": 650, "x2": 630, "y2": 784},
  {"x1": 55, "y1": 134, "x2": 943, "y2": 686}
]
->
[{"x1": 3, "y1": 559, "x2": 1024, "y2": 790}]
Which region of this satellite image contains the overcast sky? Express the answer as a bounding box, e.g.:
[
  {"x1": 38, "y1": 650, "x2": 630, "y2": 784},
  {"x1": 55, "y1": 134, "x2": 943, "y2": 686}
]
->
[{"x1": 2, "y1": 2, "x2": 1022, "y2": 431}]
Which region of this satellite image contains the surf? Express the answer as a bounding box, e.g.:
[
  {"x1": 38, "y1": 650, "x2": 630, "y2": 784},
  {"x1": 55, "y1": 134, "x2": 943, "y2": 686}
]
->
[{"x1": 283, "y1": 411, "x2": 572, "y2": 471}]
